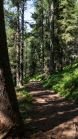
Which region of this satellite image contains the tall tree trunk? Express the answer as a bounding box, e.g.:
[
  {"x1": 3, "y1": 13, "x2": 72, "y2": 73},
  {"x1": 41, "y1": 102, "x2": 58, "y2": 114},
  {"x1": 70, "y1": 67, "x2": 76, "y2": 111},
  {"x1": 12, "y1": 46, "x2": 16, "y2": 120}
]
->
[
  {"x1": 0, "y1": 0, "x2": 24, "y2": 133},
  {"x1": 49, "y1": 0, "x2": 55, "y2": 74},
  {"x1": 16, "y1": 4, "x2": 21, "y2": 87},
  {"x1": 20, "y1": 0, "x2": 24, "y2": 85},
  {"x1": 60, "y1": 48, "x2": 63, "y2": 71},
  {"x1": 41, "y1": 0, "x2": 44, "y2": 70}
]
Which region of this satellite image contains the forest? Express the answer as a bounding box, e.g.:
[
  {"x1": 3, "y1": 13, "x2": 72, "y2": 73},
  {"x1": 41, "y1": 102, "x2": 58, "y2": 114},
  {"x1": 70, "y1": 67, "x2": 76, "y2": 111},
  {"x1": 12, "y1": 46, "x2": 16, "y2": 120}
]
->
[{"x1": 0, "y1": 0, "x2": 78, "y2": 139}]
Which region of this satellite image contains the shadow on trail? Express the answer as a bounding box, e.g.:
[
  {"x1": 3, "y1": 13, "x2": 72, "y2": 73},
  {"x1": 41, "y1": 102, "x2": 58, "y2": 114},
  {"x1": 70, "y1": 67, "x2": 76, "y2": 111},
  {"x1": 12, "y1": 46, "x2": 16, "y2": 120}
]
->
[
  {"x1": 26, "y1": 81, "x2": 44, "y2": 92},
  {"x1": 26, "y1": 81, "x2": 78, "y2": 134}
]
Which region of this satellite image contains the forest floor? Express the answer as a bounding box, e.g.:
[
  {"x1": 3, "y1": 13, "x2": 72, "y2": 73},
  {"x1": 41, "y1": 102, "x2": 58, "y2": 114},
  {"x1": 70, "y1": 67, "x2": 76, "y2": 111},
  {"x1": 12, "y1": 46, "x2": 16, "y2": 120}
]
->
[{"x1": 25, "y1": 81, "x2": 78, "y2": 139}]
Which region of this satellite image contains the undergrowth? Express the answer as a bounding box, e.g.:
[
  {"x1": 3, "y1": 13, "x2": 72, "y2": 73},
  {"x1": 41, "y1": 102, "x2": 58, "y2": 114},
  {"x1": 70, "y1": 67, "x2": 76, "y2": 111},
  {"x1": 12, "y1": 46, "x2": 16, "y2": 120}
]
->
[
  {"x1": 15, "y1": 86, "x2": 32, "y2": 122},
  {"x1": 43, "y1": 61, "x2": 78, "y2": 103},
  {"x1": 29, "y1": 73, "x2": 47, "y2": 81}
]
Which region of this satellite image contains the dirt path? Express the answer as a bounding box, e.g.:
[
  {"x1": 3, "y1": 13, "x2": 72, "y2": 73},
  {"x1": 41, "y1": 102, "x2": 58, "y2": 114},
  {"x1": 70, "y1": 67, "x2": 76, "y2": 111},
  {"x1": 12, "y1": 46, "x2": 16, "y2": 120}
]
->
[{"x1": 26, "y1": 81, "x2": 78, "y2": 139}]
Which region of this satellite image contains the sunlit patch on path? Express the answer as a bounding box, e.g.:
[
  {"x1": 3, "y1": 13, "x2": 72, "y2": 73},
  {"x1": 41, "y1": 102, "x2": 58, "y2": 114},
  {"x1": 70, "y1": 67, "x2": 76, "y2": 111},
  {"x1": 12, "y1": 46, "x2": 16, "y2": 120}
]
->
[{"x1": 26, "y1": 81, "x2": 78, "y2": 139}]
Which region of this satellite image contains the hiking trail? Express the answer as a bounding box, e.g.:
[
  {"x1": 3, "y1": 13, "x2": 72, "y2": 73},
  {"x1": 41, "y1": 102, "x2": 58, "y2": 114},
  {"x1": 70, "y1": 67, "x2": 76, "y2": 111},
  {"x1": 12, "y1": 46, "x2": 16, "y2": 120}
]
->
[{"x1": 26, "y1": 81, "x2": 78, "y2": 139}]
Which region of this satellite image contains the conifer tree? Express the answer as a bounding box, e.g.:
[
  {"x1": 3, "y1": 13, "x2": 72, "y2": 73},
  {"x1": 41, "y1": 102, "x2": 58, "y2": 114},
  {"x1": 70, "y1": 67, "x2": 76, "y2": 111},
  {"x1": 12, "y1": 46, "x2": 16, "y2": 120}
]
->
[
  {"x1": 55, "y1": 0, "x2": 78, "y2": 68},
  {"x1": 0, "y1": 1, "x2": 25, "y2": 138}
]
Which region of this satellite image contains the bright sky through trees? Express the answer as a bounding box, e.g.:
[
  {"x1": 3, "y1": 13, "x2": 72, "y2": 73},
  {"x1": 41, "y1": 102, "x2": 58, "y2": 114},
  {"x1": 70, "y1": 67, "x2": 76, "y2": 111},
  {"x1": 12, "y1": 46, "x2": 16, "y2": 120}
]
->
[{"x1": 25, "y1": 0, "x2": 34, "y2": 32}]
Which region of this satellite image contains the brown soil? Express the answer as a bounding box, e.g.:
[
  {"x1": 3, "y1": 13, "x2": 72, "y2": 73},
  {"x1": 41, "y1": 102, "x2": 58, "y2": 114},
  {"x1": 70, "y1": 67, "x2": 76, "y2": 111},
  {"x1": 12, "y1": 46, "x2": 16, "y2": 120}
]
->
[
  {"x1": 1, "y1": 81, "x2": 78, "y2": 139},
  {"x1": 26, "y1": 81, "x2": 78, "y2": 139}
]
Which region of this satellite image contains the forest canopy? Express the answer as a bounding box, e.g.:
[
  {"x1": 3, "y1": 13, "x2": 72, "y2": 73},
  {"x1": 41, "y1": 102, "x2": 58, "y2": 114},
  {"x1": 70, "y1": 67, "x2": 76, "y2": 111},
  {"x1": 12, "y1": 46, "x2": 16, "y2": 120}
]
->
[{"x1": 4, "y1": 0, "x2": 78, "y2": 86}]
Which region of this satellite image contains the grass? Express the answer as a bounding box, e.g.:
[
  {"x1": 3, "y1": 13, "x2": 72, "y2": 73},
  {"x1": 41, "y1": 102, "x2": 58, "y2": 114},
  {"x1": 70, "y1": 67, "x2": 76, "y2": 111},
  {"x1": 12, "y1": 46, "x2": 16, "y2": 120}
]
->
[
  {"x1": 16, "y1": 86, "x2": 32, "y2": 121},
  {"x1": 43, "y1": 61, "x2": 78, "y2": 103},
  {"x1": 16, "y1": 85, "x2": 41, "y2": 133}
]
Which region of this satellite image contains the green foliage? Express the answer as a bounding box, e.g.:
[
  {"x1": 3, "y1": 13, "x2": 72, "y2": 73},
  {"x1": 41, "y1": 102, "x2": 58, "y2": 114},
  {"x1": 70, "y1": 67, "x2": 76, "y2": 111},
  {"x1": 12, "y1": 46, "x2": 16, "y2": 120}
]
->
[
  {"x1": 30, "y1": 0, "x2": 50, "y2": 74},
  {"x1": 16, "y1": 86, "x2": 32, "y2": 120},
  {"x1": 5, "y1": 0, "x2": 78, "y2": 84},
  {"x1": 29, "y1": 74, "x2": 45, "y2": 81},
  {"x1": 43, "y1": 61, "x2": 78, "y2": 103},
  {"x1": 54, "y1": 0, "x2": 78, "y2": 69},
  {"x1": 11, "y1": 0, "x2": 22, "y2": 6}
]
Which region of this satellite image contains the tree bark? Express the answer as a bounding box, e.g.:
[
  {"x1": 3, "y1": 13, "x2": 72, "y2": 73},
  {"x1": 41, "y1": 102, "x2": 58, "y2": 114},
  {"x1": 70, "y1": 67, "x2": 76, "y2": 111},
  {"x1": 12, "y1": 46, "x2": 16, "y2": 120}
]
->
[
  {"x1": 41, "y1": 0, "x2": 44, "y2": 70},
  {"x1": 0, "y1": 0, "x2": 24, "y2": 135},
  {"x1": 16, "y1": 3, "x2": 21, "y2": 87},
  {"x1": 20, "y1": 0, "x2": 25, "y2": 86},
  {"x1": 49, "y1": 0, "x2": 55, "y2": 74}
]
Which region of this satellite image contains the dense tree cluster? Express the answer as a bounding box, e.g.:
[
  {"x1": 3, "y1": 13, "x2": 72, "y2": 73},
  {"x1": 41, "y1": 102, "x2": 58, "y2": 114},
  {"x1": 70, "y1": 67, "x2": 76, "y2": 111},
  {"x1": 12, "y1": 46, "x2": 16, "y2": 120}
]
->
[
  {"x1": 0, "y1": 0, "x2": 78, "y2": 138},
  {"x1": 4, "y1": 0, "x2": 78, "y2": 84},
  {"x1": 30, "y1": 0, "x2": 78, "y2": 74}
]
